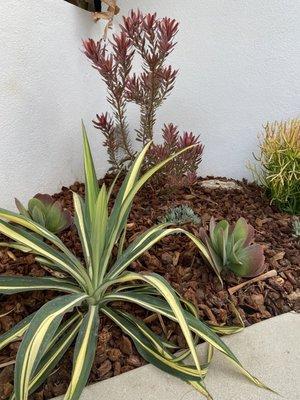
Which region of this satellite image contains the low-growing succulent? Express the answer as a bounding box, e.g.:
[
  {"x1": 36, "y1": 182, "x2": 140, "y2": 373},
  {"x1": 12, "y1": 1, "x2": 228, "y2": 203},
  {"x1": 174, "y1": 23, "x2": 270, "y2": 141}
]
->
[
  {"x1": 15, "y1": 194, "x2": 72, "y2": 234},
  {"x1": 161, "y1": 205, "x2": 201, "y2": 225},
  {"x1": 199, "y1": 217, "x2": 265, "y2": 278},
  {"x1": 292, "y1": 217, "x2": 300, "y2": 239}
]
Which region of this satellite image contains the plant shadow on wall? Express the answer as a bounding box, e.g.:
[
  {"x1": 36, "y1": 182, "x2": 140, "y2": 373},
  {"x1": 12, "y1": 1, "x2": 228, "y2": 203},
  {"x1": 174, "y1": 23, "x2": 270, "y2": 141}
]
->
[
  {"x1": 83, "y1": 10, "x2": 204, "y2": 190},
  {"x1": 0, "y1": 128, "x2": 273, "y2": 400}
]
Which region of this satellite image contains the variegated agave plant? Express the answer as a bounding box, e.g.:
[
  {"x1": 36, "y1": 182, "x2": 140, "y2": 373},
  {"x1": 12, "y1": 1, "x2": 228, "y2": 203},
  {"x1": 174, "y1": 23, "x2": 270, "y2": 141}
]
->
[
  {"x1": 200, "y1": 217, "x2": 265, "y2": 278},
  {"x1": 0, "y1": 126, "x2": 269, "y2": 400}
]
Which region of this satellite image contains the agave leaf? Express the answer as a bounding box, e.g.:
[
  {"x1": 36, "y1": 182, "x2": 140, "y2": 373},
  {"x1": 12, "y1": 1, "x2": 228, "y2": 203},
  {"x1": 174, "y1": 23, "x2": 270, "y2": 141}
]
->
[
  {"x1": 14, "y1": 293, "x2": 87, "y2": 400},
  {"x1": 0, "y1": 313, "x2": 35, "y2": 351},
  {"x1": 64, "y1": 305, "x2": 99, "y2": 400}
]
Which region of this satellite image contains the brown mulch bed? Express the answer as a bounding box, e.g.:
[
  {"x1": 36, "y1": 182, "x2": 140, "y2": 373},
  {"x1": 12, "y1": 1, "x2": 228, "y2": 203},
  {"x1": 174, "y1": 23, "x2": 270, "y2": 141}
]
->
[{"x1": 0, "y1": 177, "x2": 299, "y2": 399}]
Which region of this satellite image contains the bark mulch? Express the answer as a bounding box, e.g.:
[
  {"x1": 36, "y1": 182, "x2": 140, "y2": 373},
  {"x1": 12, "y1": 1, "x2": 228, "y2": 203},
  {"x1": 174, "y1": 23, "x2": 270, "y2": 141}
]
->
[{"x1": 0, "y1": 177, "x2": 299, "y2": 399}]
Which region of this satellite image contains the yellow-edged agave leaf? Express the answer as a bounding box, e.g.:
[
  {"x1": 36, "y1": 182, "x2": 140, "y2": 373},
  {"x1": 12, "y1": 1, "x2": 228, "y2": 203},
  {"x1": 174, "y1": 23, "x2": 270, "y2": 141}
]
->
[
  {"x1": 0, "y1": 208, "x2": 85, "y2": 271},
  {"x1": 101, "y1": 145, "x2": 196, "y2": 280},
  {"x1": 176, "y1": 229, "x2": 223, "y2": 283},
  {"x1": 102, "y1": 307, "x2": 204, "y2": 382},
  {"x1": 189, "y1": 381, "x2": 213, "y2": 400},
  {"x1": 121, "y1": 141, "x2": 152, "y2": 201},
  {"x1": 10, "y1": 316, "x2": 82, "y2": 400},
  {"x1": 91, "y1": 184, "x2": 108, "y2": 282},
  {"x1": 104, "y1": 291, "x2": 271, "y2": 392},
  {"x1": 116, "y1": 311, "x2": 213, "y2": 399},
  {"x1": 0, "y1": 220, "x2": 89, "y2": 289},
  {"x1": 73, "y1": 192, "x2": 92, "y2": 274},
  {"x1": 106, "y1": 272, "x2": 202, "y2": 375},
  {"x1": 107, "y1": 224, "x2": 172, "y2": 279},
  {"x1": 115, "y1": 145, "x2": 196, "y2": 230},
  {"x1": 45, "y1": 313, "x2": 82, "y2": 351},
  {"x1": 0, "y1": 276, "x2": 81, "y2": 295},
  {"x1": 0, "y1": 313, "x2": 35, "y2": 351},
  {"x1": 14, "y1": 294, "x2": 88, "y2": 400},
  {"x1": 64, "y1": 305, "x2": 99, "y2": 400},
  {"x1": 82, "y1": 123, "x2": 99, "y2": 221},
  {"x1": 118, "y1": 310, "x2": 178, "y2": 357},
  {"x1": 107, "y1": 142, "x2": 152, "y2": 231}
]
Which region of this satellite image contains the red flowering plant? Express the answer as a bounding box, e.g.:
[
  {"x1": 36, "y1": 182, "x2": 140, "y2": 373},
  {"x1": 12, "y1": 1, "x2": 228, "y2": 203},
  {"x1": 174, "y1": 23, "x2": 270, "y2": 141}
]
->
[{"x1": 83, "y1": 10, "x2": 204, "y2": 187}]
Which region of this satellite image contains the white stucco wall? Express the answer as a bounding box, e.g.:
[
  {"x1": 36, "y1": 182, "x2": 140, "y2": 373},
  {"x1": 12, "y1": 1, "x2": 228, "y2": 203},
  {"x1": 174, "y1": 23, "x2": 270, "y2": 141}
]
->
[
  {"x1": 0, "y1": 0, "x2": 300, "y2": 209},
  {"x1": 119, "y1": 0, "x2": 300, "y2": 179},
  {"x1": 0, "y1": 0, "x2": 107, "y2": 209}
]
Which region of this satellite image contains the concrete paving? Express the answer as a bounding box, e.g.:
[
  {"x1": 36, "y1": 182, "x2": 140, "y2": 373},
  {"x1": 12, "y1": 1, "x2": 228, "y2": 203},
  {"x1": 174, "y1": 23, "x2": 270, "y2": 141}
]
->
[{"x1": 56, "y1": 312, "x2": 299, "y2": 400}]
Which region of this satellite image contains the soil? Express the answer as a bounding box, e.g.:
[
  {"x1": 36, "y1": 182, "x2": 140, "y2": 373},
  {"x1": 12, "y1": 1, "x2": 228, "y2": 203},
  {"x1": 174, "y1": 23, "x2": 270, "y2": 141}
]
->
[{"x1": 0, "y1": 177, "x2": 299, "y2": 399}]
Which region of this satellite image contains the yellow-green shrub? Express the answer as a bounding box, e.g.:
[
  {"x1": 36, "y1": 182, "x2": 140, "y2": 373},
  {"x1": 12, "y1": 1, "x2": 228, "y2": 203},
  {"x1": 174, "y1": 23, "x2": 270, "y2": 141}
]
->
[{"x1": 251, "y1": 118, "x2": 300, "y2": 214}]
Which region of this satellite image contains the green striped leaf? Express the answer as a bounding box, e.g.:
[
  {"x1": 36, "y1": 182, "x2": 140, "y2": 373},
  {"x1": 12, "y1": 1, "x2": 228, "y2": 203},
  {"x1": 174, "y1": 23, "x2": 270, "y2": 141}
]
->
[
  {"x1": 104, "y1": 272, "x2": 202, "y2": 375},
  {"x1": 0, "y1": 313, "x2": 35, "y2": 351},
  {"x1": 0, "y1": 208, "x2": 86, "y2": 273},
  {"x1": 107, "y1": 224, "x2": 170, "y2": 279},
  {"x1": 10, "y1": 315, "x2": 82, "y2": 400},
  {"x1": 0, "y1": 276, "x2": 81, "y2": 295},
  {"x1": 14, "y1": 293, "x2": 87, "y2": 400},
  {"x1": 103, "y1": 291, "x2": 270, "y2": 391},
  {"x1": 73, "y1": 192, "x2": 92, "y2": 274},
  {"x1": 91, "y1": 184, "x2": 108, "y2": 283},
  {"x1": 64, "y1": 305, "x2": 99, "y2": 400},
  {"x1": 82, "y1": 123, "x2": 99, "y2": 223},
  {"x1": 0, "y1": 220, "x2": 88, "y2": 289},
  {"x1": 102, "y1": 306, "x2": 204, "y2": 382}
]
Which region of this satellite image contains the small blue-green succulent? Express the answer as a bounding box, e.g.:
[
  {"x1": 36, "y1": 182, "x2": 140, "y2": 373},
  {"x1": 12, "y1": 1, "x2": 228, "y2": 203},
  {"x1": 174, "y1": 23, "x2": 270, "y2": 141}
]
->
[
  {"x1": 199, "y1": 217, "x2": 265, "y2": 277},
  {"x1": 160, "y1": 205, "x2": 201, "y2": 225}
]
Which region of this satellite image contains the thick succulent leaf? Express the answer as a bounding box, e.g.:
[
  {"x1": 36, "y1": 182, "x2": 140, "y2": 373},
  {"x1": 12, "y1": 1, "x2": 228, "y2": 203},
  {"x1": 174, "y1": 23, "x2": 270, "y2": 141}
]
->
[
  {"x1": 33, "y1": 194, "x2": 54, "y2": 206},
  {"x1": 46, "y1": 202, "x2": 66, "y2": 233},
  {"x1": 82, "y1": 122, "x2": 99, "y2": 223},
  {"x1": 30, "y1": 204, "x2": 46, "y2": 227},
  {"x1": 229, "y1": 244, "x2": 265, "y2": 277},
  {"x1": 103, "y1": 291, "x2": 270, "y2": 391},
  {"x1": 232, "y1": 217, "x2": 254, "y2": 246},
  {"x1": 0, "y1": 313, "x2": 35, "y2": 351},
  {"x1": 14, "y1": 293, "x2": 87, "y2": 400},
  {"x1": 64, "y1": 305, "x2": 99, "y2": 400},
  {"x1": 104, "y1": 272, "x2": 202, "y2": 375},
  {"x1": 0, "y1": 276, "x2": 81, "y2": 294}
]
